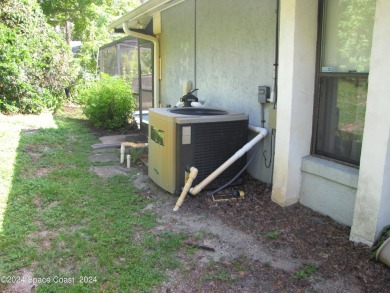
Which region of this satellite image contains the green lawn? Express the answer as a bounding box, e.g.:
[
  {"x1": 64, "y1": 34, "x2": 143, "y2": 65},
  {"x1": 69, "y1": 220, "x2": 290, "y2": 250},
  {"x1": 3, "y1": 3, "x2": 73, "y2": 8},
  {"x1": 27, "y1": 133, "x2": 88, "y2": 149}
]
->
[{"x1": 0, "y1": 108, "x2": 184, "y2": 292}]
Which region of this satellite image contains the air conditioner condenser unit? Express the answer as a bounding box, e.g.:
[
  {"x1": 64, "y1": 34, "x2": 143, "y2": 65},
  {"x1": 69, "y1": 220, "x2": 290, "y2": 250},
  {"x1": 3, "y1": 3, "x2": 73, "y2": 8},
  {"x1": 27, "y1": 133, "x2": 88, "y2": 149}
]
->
[{"x1": 148, "y1": 107, "x2": 249, "y2": 195}]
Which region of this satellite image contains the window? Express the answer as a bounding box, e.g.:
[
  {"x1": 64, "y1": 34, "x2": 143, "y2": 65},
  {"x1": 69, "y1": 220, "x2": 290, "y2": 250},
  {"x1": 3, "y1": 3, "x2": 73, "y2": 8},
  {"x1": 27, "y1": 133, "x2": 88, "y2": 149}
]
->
[{"x1": 313, "y1": 0, "x2": 376, "y2": 165}]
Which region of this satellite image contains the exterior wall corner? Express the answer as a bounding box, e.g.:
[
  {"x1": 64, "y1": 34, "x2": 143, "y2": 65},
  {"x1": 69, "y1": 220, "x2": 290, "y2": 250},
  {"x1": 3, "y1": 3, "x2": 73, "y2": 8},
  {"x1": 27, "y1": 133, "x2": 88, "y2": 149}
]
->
[{"x1": 350, "y1": 0, "x2": 390, "y2": 244}]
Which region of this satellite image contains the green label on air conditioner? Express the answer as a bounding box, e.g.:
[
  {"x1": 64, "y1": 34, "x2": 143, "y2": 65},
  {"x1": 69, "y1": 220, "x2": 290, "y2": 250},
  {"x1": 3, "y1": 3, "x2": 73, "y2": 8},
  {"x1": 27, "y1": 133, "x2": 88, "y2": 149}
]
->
[{"x1": 151, "y1": 126, "x2": 164, "y2": 146}]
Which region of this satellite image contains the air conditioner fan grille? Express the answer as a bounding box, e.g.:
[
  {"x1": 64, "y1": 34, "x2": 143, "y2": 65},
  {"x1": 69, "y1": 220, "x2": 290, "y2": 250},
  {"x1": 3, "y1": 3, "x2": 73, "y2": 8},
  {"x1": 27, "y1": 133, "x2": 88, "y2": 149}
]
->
[{"x1": 191, "y1": 120, "x2": 248, "y2": 186}]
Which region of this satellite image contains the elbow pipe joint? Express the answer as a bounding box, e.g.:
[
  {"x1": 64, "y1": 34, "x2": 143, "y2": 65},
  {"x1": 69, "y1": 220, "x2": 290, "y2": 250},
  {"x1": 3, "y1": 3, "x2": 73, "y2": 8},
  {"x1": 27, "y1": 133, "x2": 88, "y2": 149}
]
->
[{"x1": 173, "y1": 167, "x2": 198, "y2": 212}]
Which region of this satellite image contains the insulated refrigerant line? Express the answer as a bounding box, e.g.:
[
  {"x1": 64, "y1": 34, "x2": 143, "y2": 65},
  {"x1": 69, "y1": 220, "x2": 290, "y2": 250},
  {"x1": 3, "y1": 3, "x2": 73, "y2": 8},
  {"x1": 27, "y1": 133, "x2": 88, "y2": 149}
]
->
[
  {"x1": 270, "y1": 0, "x2": 280, "y2": 107},
  {"x1": 194, "y1": 0, "x2": 197, "y2": 90}
]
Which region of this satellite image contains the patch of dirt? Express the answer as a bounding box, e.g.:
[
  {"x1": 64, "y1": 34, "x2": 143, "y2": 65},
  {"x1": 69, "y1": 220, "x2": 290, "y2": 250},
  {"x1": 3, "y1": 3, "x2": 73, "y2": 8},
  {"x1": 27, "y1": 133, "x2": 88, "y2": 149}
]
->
[
  {"x1": 132, "y1": 165, "x2": 390, "y2": 293},
  {"x1": 34, "y1": 196, "x2": 59, "y2": 211},
  {"x1": 27, "y1": 230, "x2": 58, "y2": 251},
  {"x1": 23, "y1": 145, "x2": 53, "y2": 161},
  {"x1": 67, "y1": 135, "x2": 78, "y2": 142},
  {"x1": 33, "y1": 196, "x2": 43, "y2": 210},
  {"x1": 21, "y1": 129, "x2": 39, "y2": 135},
  {"x1": 44, "y1": 201, "x2": 60, "y2": 210},
  {"x1": 90, "y1": 165, "x2": 131, "y2": 178},
  {"x1": 34, "y1": 167, "x2": 51, "y2": 178},
  {"x1": 3, "y1": 268, "x2": 36, "y2": 293},
  {"x1": 23, "y1": 146, "x2": 44, "y2": 160}
]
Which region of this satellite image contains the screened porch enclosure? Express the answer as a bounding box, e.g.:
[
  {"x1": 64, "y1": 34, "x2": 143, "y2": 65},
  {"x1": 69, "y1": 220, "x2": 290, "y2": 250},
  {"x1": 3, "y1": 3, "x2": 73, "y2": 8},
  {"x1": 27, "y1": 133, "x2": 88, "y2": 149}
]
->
[{"x1": 99, "y1": 36, "x2": 153, "y2": 131}]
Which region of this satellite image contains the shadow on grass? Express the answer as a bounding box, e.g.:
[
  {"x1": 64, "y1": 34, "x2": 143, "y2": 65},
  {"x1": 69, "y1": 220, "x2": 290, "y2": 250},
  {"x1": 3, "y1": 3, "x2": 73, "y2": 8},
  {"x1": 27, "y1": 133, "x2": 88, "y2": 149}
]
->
[{"x1": 0, "y1": 110, "x2": 184, "y2": 292}]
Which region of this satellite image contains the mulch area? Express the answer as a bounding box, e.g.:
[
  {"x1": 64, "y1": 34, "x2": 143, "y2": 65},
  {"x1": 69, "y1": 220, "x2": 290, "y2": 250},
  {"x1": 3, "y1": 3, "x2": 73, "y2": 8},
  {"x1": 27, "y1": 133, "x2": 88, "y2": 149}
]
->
[{"x1": 177, "y1": 175, "x2": 390, "y2": 292}]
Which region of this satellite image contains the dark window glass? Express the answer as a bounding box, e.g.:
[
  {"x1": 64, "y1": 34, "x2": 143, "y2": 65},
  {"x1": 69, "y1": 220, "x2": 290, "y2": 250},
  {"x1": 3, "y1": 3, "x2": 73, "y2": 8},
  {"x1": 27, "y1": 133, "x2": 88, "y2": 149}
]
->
[
  {"x1": 316, "y1": 76, "x2": 368, "y2": 164},
  {"x1": 313, "y1": 0, "x2": 375, "y2": 165}
]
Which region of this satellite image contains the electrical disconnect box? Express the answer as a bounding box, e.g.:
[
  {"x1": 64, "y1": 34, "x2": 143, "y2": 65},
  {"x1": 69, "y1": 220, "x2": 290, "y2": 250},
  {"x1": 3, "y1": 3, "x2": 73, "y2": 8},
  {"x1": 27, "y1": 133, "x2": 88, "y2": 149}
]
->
[{"x1": 258, "y1": 86, "x2": 270, "y2": 104}]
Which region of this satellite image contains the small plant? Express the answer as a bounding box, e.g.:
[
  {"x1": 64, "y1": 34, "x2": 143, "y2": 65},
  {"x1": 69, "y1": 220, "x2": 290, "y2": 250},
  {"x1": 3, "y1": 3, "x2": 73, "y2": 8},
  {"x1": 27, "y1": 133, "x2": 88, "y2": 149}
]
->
[
  {"x1": 80, "y1": 74, "x2": 136, "y2": 129},
  {"x1": 203, "y1": 269, "x2": 235, "y2": 284},
  {"x1": 186, "y1": 245, "x2": 197, "y2": 254},
  {"x1": 293, "y1": 264, "x2": 317, "y2": 280},
  {"x1": 266, "y1": 231, "x2": 281, "y2": 239},
  {"x1": 128, "y1": 146, "x2": 147, "y2": 165},
  {"x1": 371, "y1": 225, "x2": 390, "y2": 260},
  {"x1": 231, "y1": 256, "x2": 246, "y2": 272}
]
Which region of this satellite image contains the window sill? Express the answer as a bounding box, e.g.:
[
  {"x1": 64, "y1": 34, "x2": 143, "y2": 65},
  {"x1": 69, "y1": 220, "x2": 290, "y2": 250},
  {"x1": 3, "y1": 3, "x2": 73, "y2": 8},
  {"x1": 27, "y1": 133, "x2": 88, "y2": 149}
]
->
[{"x1": 301, "y1": 155, "x2": 359, "y2": 188}]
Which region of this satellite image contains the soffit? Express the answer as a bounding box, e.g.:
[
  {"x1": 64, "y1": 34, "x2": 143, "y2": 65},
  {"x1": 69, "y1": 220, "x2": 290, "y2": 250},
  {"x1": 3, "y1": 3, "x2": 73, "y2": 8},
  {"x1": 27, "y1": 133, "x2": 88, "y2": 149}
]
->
[{"x1": 108, "y1": 0, "x2": 187, "y2": 31}]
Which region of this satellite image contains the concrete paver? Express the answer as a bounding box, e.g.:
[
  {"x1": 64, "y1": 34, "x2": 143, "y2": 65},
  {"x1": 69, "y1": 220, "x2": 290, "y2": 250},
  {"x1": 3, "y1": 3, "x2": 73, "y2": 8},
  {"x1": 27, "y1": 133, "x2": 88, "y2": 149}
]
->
[{"x1": 89, "y1": 134, "x2": 146, "y2": 178}]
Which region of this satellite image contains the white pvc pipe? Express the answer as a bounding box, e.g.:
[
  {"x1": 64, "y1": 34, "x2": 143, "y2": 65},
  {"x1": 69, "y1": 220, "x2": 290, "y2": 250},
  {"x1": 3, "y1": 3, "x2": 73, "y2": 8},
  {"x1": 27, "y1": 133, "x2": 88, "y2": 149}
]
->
[
  {"x1": 173, "y1": 167, "x2": 198, "y2": 211},
  {"x1": 120, "y1": 142, "x2": 136, "y2": 164},
  {"x1": 122, "y1": 23, "x2": 160, "y2": 108},
  {"x1": 120, "y1": 145, "x2": 125, "y2": 164},
  {"x1": 189, "y1": 125, "x2": 267, "y2": 196},
  {"x1": 126, "y1": 155, "x2": 131, "y2": 169}
]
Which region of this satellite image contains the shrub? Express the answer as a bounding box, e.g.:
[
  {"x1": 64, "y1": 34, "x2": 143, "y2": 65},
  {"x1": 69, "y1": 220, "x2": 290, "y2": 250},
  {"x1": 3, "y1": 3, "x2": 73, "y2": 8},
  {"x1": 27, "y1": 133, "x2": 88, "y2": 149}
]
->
[
  {"x1": 0, "y1": 0, "x2": 78, "y2": 114},
  {"x1": 81, "y1": 74, "x2": 136, "y2": 129}
]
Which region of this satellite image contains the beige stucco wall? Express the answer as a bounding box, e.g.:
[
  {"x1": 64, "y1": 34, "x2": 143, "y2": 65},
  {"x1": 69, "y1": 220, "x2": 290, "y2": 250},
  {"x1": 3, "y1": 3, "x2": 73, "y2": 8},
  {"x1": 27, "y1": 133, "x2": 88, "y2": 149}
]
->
[
  {"x1": 350, "y1": 0, "x2": 390, "y2": 245},
  {"x1": 271, "y1": 0, "x2": 317, "y2": 206},
  {"x1": 160, "y1": 0, "x2": 277, "y2": 183},
  {"x1": 300, "y1": 156, "x2": 359, "y2": 226},
  {"x1": 271, "y1": 0, "x2": 389, "y2": 245},
  {"x1": 156, "y1": 0, "x2": 389, "y2": 245},
  {"x1": 160, "y1": 0, "x2": 196, "y2": 107}
]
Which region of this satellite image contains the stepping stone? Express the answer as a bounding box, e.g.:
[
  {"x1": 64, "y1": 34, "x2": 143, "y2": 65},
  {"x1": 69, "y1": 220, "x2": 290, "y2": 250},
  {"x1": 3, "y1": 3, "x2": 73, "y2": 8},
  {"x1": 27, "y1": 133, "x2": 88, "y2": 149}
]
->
[
  {"x1": 93, "y1": 134, "x2": 148, "y2": 150},
  {"x1": 90, "y1": 166, "x2": 130, "y2": 178},
  {"x1": 91, "y1": 143, "x2": 120, "y2": 150},
  {"x1": 98, "y1": 134, "x2": 147, "y2": 144},
  {"x1": 99, "y1": 134, "x2": 128, "y2": 144},
  {"x1": 92, "y1": 148, "x2": 117, "y2": 154},
  {"x1": 89, "y1": 152, "x2": 118, "y2": 163}
]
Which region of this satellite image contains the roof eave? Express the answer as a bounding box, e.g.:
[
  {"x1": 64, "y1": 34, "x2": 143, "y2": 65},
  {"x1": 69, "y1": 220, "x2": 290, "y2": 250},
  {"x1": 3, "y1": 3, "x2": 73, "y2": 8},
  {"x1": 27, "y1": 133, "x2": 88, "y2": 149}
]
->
[{"x1": 108, "y1": 0, "x2": 187, "y2": 31}]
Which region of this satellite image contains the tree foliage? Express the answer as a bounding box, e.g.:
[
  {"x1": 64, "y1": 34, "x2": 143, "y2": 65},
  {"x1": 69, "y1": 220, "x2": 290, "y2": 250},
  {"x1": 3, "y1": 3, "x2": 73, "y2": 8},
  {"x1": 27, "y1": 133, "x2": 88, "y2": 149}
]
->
[
  {"x1": 40, "y1": 0, "x2": 106, "y2": 39},
  {"x1": 40, "y1": 0, "x2": 142, "y2": 73},
  {"x1": 0, "y1": 0, "x2": 78, "y2": 113}
]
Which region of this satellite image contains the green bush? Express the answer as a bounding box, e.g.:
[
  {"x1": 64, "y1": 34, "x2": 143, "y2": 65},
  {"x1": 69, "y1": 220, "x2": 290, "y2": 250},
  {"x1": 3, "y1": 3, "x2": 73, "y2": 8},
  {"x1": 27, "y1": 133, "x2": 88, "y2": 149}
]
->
[
  {"x1": 81, "y1": 74, "x2": 136, "y2": 129},
  {"x1": 0, "y1": 0, "x2": 78, "y2": 114}
]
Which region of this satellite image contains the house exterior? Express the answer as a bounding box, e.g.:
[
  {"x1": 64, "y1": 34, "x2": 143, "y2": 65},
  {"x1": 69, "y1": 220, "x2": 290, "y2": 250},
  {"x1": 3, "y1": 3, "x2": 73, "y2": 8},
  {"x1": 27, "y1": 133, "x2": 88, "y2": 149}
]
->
[{"x1": 108, "y1": 0, "x2": 390, "y2": 246}]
